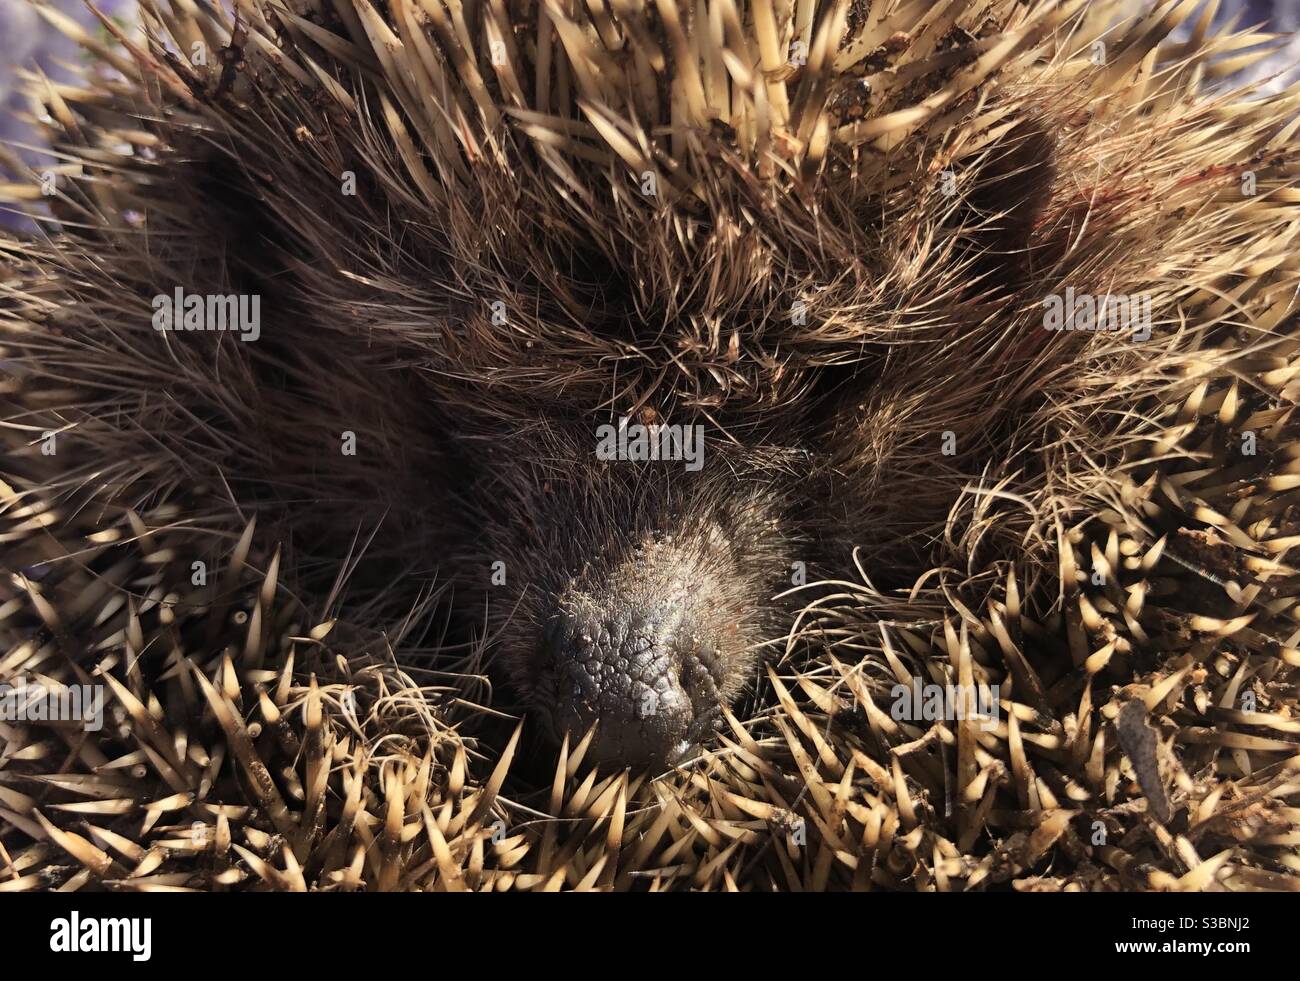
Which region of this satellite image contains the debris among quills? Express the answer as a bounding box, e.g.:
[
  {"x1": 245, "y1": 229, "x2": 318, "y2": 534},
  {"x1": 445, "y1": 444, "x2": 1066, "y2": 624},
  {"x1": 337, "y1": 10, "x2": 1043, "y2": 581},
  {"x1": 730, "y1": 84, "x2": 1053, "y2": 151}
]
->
[{"x1": 3, "y1": 0, "x2": 1300, "y2": 891}]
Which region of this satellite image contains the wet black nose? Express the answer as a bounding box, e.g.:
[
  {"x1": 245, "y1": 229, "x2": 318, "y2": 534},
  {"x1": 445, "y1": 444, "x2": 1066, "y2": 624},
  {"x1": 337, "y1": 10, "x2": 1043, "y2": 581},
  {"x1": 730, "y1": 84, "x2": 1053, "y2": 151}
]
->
[{"x1": 544, "y1": 595, "x2": 717, "y2": 766}]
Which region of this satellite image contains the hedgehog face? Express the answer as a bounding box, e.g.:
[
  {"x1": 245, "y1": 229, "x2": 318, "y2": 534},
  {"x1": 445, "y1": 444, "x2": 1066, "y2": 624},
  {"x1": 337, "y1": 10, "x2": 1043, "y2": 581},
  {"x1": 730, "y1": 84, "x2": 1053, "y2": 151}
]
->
[{"x1": 471, "y1": 426, "x2": 802, "y2": 766}]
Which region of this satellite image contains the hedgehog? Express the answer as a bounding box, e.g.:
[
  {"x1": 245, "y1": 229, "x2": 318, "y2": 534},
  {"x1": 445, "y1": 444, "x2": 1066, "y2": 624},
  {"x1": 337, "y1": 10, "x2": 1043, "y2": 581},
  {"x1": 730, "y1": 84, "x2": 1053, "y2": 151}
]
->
[{"x1": 2, "y1": 0, "x2": 1300, "y2": 892}]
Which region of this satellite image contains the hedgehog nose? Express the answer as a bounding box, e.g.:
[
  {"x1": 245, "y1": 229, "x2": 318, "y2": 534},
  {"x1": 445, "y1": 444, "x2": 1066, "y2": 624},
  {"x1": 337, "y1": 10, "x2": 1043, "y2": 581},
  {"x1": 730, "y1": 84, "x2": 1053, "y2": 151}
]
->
[{"x1": 543, "y1": 602, "x2": 706, "y2": 767}]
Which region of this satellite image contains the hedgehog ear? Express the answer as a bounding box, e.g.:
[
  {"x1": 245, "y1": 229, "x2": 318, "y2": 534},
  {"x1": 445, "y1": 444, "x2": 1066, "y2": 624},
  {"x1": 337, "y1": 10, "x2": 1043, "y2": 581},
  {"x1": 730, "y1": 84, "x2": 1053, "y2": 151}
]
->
[{"x1": 953, "y1": 120, "x2": 1057, "y2": 297}]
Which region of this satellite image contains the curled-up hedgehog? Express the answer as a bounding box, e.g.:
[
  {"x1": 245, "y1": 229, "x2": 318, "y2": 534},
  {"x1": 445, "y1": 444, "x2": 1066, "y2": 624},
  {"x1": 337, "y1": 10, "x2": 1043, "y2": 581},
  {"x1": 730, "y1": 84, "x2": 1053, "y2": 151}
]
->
[{"x1": 3, "y1": 0, "x2": 1300, "y2": 891}]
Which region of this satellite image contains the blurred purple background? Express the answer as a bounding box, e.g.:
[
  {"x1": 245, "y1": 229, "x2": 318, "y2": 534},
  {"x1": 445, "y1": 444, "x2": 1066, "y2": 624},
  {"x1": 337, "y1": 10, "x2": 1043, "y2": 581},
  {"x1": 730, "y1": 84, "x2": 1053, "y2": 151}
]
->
[
  {"x1": 1, "y1": 0, "x2": 137, "y2": 228},
  {"x1": 1, "y1": 0, "x2": 1298, "y2": 229},
  {"x1": 1192, "y1": 0, "x2": 1300, "y2": 90}
]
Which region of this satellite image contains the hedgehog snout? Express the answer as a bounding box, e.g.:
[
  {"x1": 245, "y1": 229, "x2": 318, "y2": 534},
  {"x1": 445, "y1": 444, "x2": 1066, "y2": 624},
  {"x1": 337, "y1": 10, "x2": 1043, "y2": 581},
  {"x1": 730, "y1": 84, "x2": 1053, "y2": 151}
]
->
[{"x1": 542, "y1": 592, "x2": 723, "y2": 767}]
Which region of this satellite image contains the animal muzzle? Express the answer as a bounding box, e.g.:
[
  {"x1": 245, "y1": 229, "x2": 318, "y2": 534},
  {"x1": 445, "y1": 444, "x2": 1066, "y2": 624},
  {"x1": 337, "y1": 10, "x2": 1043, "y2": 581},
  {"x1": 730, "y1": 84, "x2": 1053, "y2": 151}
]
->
[{"x1": 542, "y1": 587, "x2": 725, "y2": 767}]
